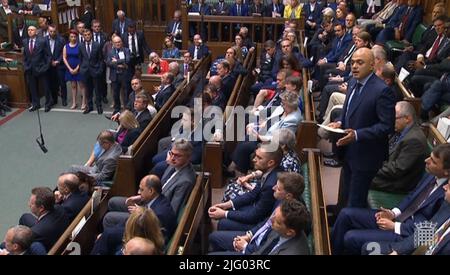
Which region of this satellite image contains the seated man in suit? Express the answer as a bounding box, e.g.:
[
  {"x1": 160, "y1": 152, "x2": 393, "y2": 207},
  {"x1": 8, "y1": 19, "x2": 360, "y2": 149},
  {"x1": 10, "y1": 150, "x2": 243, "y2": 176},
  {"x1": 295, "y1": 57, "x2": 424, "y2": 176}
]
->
[
  {"x1": 70, "y1": 130, "x2": 122, "y2": 183},
  {"x1": 18, "y1": 187, "x2": 70, "y2": 251},
  {"x1": 209, "y1": 172, "x2": 305, "y2": 253},
  {"x1": 331, "y1": 143, "x2": 450, "y2": 254},
  {"x1": 188, "y1": 34, "x2": 209, "y2": 61},
  {"x1": 110, "y1": 91, "x2": 153, "y2": 133},
  {"x1": 161, "y1": 139, "x2": 197, "y2": 216},
  {"x1": 154, "y1": 72, "x2": 175, "y2": 111},
  {"x1": 102, "y1": 174, "x2": 176, "y2": 242},
  {"x1": 362, "y1": 179, "x2": 450, "y2": 255},
  {"x1": 209, "y1": 144, "x2": 282, "y2": 231},
  {"x1": 54, "y1": 173, "x2": 90, "y2": 222},
  {"x1": 0, "y1": 225, "x2": 34, "y2": 255},
  {"x1": 18, "y1": 0, "x2": 41, "y2": 16},
  {"x1": 370, "y1": 101, "x2": 428, "y2": 194},
  {"x1": 252, "y1": 199, "x2": 310, "y2": 255}
]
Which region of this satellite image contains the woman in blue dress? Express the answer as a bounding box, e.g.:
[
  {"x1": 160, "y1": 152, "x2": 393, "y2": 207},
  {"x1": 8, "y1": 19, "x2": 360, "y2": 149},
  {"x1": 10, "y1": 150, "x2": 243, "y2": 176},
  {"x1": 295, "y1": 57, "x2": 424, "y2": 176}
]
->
[{"x1": 63, "y1": 29, "x2": 85, "y2": 110}]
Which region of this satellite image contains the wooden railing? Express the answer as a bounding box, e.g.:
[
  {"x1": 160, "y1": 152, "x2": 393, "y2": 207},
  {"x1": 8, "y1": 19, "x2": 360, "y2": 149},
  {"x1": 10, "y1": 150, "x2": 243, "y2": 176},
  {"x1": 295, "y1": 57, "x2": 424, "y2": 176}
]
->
[
  {"x1": 166, "y1": 173, "x2": 211, "y2": 255},
  {"x1": 305, "y1": 149, "x2": 331, "y2": 255},
  {"x1": 396, "y1": 77, "x2": 421, "y2": 116}
]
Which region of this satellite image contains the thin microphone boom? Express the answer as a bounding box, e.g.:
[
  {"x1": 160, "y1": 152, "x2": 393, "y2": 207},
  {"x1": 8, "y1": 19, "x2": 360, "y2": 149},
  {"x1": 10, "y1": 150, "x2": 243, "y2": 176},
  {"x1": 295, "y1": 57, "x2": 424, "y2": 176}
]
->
[{"x1": 36, "y1": 108, "x2": 48, "y2": 153}]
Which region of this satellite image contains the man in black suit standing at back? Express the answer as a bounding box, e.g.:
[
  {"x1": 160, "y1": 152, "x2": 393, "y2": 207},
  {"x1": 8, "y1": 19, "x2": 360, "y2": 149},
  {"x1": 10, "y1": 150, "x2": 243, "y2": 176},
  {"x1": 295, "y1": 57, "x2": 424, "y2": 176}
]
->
[
  {"x1": 91, "y1": 19, "x2": 108, "y2": 104},
  {"x1": 79, "y1": 28, "x2": 104, "y2": 114},
  {"x1": 23, "y1": 25, "x2": 52, "y2": 112},
  {"x1": 121, "y1": 21, "x2": 151, "y2": 82},
  {"x1": 112, "y1": 10, "x2": 132, "y2": 36},
  {"x1": 18, "y1": 187, "x2": 70, "y2": 251},
  {"x1": 46, "y1": 24, "x2": 67, "y2": 106}
]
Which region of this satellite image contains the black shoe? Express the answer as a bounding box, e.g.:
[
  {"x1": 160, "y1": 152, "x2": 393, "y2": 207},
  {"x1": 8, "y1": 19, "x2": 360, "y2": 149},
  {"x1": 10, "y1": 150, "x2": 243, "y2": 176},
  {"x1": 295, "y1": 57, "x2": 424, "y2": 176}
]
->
[
  {"x1": 28, "y1": 105, "x2": 39, "y2": 112},
  {"x1": 83, "y1": 108, "x2": 93, "y2": 114},
  {"x1": 323, "y1": 152, "x2": 336, "y2": 158},
  {"x1": 102, "y1": 97, "x2": 108, "y2": 104},
  {"x1": 323, "y1": 158, "x2": 342, "y2": 168},
  {"x1": 0, "y1": 109, "x2": 5, "y2": 117},
  {"x1": 2, "y1": 105, "x2": 11, "y2": 112},
  {"x1": 97, "y1": 106, "x2": 103, "y2": 115},
  {"x1": 44, "y1": 106, "x2": 51, "y2": 112},
  {"x1": 104, "y1": 114, "x2": 112, "y2": 120},
  {"x1": 62, "y1": 99, "x2": 67, "y2": 107}
]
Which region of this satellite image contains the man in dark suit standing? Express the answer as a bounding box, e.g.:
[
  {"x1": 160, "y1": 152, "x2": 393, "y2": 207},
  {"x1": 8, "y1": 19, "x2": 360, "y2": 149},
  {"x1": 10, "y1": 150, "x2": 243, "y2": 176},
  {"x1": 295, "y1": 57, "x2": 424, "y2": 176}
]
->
[
  {"x1": 209, "y1": 144, "x2": 282, "y2": 231},
  {"x1": 79, "y1": 28, "x2": 104, "y2": 114},
  {"x1": 107, "y1": 35, "x2": 131, "y2": 115},
  {"x1": 332, "y1": 144, "x2": 450, "y2": 255},
  {"x1": 188, "y1": 34, "x2": 209, "y2": 61},
  {"x1": 328, "y1": 47, "x2": 395, "y2": 208},
  {"x1": 121, "y1": 22, "x2": 151, "y2": 81},
  {"x1": 23, "y1": 25, "x2": 51, "y2": 112},
  {"x1": 18, "y1": 187, "x2": 70, "y2": 251},
  {"x1": 370, "y1": 101, "x2": 428, "y2": 194},
  {"x1": 112, "y1": 10, "x2": 132, "y2": 36},
  {"x1": 46, "y1": 24, "x2": 66, "y2": 106},
  {"x1": 166, "y1": 10, "x2": 183, "y2": 49},
  {"x1": 102, "y1": 174, "x2": 176, "y2": 242},
  {"x1": 12, "y1": 16, "x2": 27, "y2": 49},
  {"x1": 91, "y1": 19, "x2": 108, "y2": 104}
]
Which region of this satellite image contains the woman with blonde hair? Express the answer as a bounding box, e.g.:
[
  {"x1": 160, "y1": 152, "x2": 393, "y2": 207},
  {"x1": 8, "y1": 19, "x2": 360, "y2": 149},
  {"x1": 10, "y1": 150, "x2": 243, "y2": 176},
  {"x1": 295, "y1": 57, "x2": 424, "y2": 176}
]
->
[
  {"x1": 122, "y1": 207, "x2": 165, "y2": 254},
  {"x1": 115, "y1": 110, "x2": 140, "y2": 153}
]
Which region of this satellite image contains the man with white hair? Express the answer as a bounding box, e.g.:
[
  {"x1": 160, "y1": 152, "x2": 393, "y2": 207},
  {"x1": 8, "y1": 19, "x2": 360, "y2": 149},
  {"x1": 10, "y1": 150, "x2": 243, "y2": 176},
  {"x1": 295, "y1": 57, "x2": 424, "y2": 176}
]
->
[{"x1": 112, "y1": 10, "x2": 132, "y2": 36}]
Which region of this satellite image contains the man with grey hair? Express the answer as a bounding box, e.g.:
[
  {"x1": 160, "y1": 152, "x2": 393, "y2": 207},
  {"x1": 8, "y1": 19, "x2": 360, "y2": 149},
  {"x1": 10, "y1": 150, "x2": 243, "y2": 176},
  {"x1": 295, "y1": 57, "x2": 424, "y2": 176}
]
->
[
  {"x1": 160, "y1": 139, "x2": 196, "y2": 215},
  {"x1": 123, "y1": 237, "x2": 157, "y2": 255},
  {"x1": 112, "y1": 10, "x2": 132, "y2": 36},
  {"x1": 169, "y1": 61, "x2": 184, "y2": 88},
  {"x1": 54, "y1": 173, "x2": 89, "y2": 221},
  {"x1": 371, "y1": 101, "x2": 428, "y2": 194},
  {"x1": 0, "y1": 225, "x2": 35, "y2": 255}
]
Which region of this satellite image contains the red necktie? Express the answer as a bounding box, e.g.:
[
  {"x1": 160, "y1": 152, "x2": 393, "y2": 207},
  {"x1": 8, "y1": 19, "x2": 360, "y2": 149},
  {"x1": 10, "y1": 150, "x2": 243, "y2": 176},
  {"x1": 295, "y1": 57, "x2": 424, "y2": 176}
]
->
[
  {"x1": 399, "y1": 7, "x2": 412, "y2": 37},
  {"x1": 428, "y1": 34, "x2": 443, "y2": 60}
]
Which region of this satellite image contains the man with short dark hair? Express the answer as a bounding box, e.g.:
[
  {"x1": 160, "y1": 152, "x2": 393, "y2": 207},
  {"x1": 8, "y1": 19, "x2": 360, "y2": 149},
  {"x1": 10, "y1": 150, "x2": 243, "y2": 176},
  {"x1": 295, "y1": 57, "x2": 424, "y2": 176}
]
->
[{"x1": 18, "y1": 187, "x2": 69, "y2": 251}]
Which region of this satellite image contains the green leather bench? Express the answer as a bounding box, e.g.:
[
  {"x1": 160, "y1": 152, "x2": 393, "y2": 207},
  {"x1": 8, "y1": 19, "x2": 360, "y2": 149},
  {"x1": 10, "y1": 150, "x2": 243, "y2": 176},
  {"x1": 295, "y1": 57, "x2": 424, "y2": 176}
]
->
[
  {"x1": 385, "y1": 23, "x2": 427, "y2": 53},
  {"x1": 301, "y1": 163, "x2": 314, "y2": 254},
  {"x1": 367, "y1": 189, "x2": 406, "y2": 209}
]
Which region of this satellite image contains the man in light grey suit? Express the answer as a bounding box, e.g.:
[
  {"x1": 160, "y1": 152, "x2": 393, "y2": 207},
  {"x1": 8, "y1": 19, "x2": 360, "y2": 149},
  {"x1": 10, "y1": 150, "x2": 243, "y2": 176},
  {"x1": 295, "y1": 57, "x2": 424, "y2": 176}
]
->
[
  {"x1": 70, "y1": 130, "x2": 122, "y2": 183},
  {"x1": 160, "y1": 138, "x2": 197, "y2": 216},
  {"x1": 253, "y1": 199, "x2": 310, "y2": 255}
]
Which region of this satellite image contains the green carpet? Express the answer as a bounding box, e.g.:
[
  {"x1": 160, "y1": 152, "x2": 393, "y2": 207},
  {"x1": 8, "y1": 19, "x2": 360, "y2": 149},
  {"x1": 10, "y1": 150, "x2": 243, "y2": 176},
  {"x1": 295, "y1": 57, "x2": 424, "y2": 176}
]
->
[{"x1": 0, "y1": 110, "x2": 115, "y2": 238}]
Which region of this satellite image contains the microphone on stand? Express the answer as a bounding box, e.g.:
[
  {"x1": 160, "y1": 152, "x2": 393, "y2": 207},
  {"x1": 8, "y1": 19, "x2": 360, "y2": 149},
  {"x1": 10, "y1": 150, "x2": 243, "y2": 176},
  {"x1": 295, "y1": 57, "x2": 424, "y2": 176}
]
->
[{"x1": 35, "y1": 108, "x2": 48, "y2": 154}]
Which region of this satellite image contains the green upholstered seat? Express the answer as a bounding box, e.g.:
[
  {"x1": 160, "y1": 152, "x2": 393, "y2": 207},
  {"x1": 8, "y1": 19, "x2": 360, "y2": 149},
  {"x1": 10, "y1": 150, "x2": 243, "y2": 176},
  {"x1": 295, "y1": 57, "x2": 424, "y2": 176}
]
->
[
  {"x1": 386, "y1": 23, "x2": 427, "y2": 51},
  {"x1": 367, "y1": 189, "x2": 406, "y2": 209}
]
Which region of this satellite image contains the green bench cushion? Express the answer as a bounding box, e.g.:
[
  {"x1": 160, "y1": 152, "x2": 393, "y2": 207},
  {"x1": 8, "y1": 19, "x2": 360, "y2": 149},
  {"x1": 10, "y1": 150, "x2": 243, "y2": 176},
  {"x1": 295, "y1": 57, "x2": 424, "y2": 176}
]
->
[
  {"x1": 367, "y1": 190, "x2": 406, "y2": 209},
  {"x1": 386, "y1": 23, "x2": 427, "y2": 51}
]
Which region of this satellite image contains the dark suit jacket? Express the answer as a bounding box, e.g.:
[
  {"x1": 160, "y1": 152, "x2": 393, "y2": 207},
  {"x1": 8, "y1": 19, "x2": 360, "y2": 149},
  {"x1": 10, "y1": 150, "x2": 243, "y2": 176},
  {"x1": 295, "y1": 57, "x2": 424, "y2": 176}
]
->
[
  {"x1": 47, "y1": 35, "x2": 66, "y2": 70},
  {"x1": 384, "y1": 4, "x2": 407, "y2": 28},
  {"x1": 230, "y1": 4, "x2": 249, "y2": 16},
  {"x1": 249, "y1": 3, "x2": 265, "y2": 16},
  {"x1": 135, "y1": 108, "x2": 152, "y2": 132},
  {"x1": 338, "y1": 74, "x2": 395, "y2": 171},
  {"x1": 252, "y1": 230, "x2": 310, "y2": 255},
  {"x1": 303, "y1": 2, "x2": 322, "y2": 23},
  {"x1": 155, "y1": 84, "x2": 175, "y2": 110},
  {"x1": 23, "y1": 36, "x2": 51, "y2": 76},
  {"x1": 92, "y1": 31, "x2": 107, "y2": 48},
  {"x1": 264, "y1": 3, "x2": 284, "y2": 17},
  {"x1": 116, "y1": 127, "x2": 141, "y2": 153},
  {"x1": 227, "y1": 168, "x2": 280, "y2": 225},
  {"x1": 221, "y1": 73, "x2": 235, "y2": 100},
  {"x1": 28, "y1": 206, "x2": 70, "y2": 251},
  {"x1": 0, "y1": 5, "x2": 17, "y2": 38},
  {"x1": 93, "y1": 142, "x2": 123, "y2": 181},
  {"x1": 389, "y1": 202, "x2": 450, "y2": 254},
  {"x1": 325, "y1": 33, "x2": 353, "y2": 63},
  {"x1": 112, "y1": 17, "x2": 133, "y2": 36},
  {"x1": 79, "y1": 41, "x2": 104, "y2": 78},
  {"x1": 189, "y1": 3, "x2": 211, "y2": 15},
  {"x1": 19, "y1": 3, "x2": 41, "y2": 16},
  {"x1": 106, "y1": 47, "x2": 131, "y2": 82},
  {"x1": 13, "y1": 25, "x2": 28, "y2": 48},
  {"x1": 188, "y1": 44, "x2": 209, "y2": 60},
  {"x1": 151, "y1": 194, "x2": 177, "y2": 241},
  {"x1": 211, "y1": 2, "x2": 230, "y2": 15},
  {"x1": 121, "y1": 31, "x2": 151, "y2": 64},
  {"x1": 59, "y1": 191, "x2": 90, "y2": 222},
  {"x1": 396, "y1": 173, "x2": 446, "y2": 236},
  {"x1": 401, "y1": 6, "x2": 423, "y2": 42},
  {"x1": 161, "y1": 163, "x2": 197, "y2": 216},
  {"x1": 371, "y1": 124, "x2": 428, "y2": 193},
  {"x1": 80, "y1": 11, "x2": 94, "y2": 29}
]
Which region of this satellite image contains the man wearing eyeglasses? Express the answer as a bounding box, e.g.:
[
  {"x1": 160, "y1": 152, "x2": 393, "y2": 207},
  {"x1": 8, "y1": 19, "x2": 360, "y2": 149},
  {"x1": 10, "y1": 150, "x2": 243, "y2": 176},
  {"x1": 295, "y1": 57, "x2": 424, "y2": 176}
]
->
[{"x1": 160, "y1": 139, "x2": 196, "y2": 216}]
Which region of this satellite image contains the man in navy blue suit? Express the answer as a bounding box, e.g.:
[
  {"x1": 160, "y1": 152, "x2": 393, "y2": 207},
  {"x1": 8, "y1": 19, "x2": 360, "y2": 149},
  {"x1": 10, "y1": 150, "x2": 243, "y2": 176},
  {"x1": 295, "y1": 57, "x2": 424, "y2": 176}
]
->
[
  {"x1": 18, "y1": 187, "x2": 70, "y2": 251},
  {"x1": 79, "y1": 29, "x2": 104, "y2": 114},
  {"x1": 54, "y1": 173, "x2": 89, "y2": 222},
  {"x1": 362, "y1": 179, "x2": 450, "y2": 255},
  {"x1": 23, "y1": 25, "x2": 51, "y2": 112},
  {"x1": 328, "y1": 47, "x2": 395, "y2": 209},
  {"x1": 331, "y1": 143, "x2": 450, "y2": 255},
  {"x1": 112, "y1": 10, "x2": 132, "y2": 36},
  {"x1": 46, "y1": 24, "x2": 66, "y2": 107},
  {"x1": 209, "y1": 144, "x2": 282, "y2": 231},
  {"x1": 102, "y1": 175, "x2": 176, "y2": 242},
  {"x1": 188, "y1": 34, "x2": 209, "y2": 61}
]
